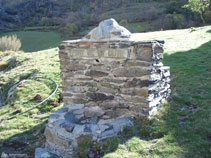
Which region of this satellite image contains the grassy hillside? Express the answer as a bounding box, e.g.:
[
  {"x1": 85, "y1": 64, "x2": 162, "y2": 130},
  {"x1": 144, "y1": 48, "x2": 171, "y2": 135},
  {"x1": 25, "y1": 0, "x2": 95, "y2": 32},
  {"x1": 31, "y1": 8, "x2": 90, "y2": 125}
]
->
[
  {"x1": 0, "y1": 26, "x2": 211, "y2": 157},
  {"x1": 103, "y1": 26, "x2": 211, "y2": 158},
  {"x1": 0, "y1": 31, "x2": 61, "y2": 52},
  {"x1": 1, "y1": 0, "x2": 203, "y2": 36},
  {"x1": 0, "y1": 48, "x2": 62, "y2": 156}
]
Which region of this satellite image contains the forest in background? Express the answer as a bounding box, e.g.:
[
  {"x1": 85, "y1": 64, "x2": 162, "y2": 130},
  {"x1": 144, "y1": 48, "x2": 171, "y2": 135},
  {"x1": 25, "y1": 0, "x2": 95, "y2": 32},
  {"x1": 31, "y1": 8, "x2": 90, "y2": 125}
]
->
[{"x1": 0, "y1": 0, "x2": 211, "y2": 38}]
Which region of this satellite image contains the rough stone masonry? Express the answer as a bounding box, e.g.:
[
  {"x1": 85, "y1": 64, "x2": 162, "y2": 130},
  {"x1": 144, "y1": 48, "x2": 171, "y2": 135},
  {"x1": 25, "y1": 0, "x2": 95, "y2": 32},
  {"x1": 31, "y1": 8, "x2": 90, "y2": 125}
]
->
[{"x1": 35, "y1": 19, "x2": 170, "y2": 158}]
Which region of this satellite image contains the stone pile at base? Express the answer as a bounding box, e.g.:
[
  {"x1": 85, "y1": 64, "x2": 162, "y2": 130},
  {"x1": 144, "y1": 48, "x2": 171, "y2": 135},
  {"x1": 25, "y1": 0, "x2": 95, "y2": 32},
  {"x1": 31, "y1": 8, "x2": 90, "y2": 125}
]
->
[{"x1": 35, "y1": 19, "x2": 170, "y2": 158}]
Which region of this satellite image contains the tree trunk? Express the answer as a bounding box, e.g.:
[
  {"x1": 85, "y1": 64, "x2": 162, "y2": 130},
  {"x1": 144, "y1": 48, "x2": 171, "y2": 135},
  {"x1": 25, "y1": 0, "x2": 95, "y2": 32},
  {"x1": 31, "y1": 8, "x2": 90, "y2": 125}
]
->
[
  {"x1": 210, "y1": 0, "x2": 211, "y2": 10},
  {"x1": 200, "y1": 13, "x2": 206, "y2": 24}
]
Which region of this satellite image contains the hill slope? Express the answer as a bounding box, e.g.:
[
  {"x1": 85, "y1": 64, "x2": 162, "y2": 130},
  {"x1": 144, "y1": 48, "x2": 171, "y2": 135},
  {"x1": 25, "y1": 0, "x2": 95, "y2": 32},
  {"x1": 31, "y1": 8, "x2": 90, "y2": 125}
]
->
[
  {"x1": 104, "y1": 26, "x2": 211, "y2": 158},
  {"x1": 0, "y1": 26, "x2": 211, "y2": 157},
  {"x1": 0, "y1": 0, "x2": 198, "y2": 33}
]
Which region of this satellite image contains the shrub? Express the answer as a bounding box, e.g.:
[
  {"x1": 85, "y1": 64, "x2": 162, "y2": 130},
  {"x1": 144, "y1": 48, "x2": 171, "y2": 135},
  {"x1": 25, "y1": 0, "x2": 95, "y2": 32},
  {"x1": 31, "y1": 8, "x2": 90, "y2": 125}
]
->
[
  {"x1": 49, "y1": 17, "x2": 61, "y2": 26},
  {"x1": 136, "y1": 26, "x2": 142, "y2": 32},
  {"x1": 83, "y1": 13, "x2": 92, "y2": 25},
  {"x1": 204, "y1": 10, "x2": 211, "y2": 23},
  {"x1": 101, "y1": 13, "x2": 111, "y2": 20},
  {"x1": 40, "y1": 17, "x2": 48, "y2": 26},
  {"x1": 41, "y1": 17, "x2": 61, "y2": 26},
  {"x1": 60, "y1": 23, "x2": 79, "y2": 36},
  {"x1": 147, "y1": 6, "x2": 159, "y2": 20},
  {"x1": 166, "y1": 0, "x2": 186, "y2": 14},
  {"x1": 0, "y1": 35, "x2": 21, "y2": 52},
  {"x1": 74, "y1": 135, "x2": 93, "y2": 158},
  {"x1": 101, "y1": 136, "x2": 121, "y2": 153},
  {"x1": 119, "y1": 19, "x2": 128, "y2": 27},
  {"x1": 164, "y1": 13, "x2": 185, "y2": 29}
]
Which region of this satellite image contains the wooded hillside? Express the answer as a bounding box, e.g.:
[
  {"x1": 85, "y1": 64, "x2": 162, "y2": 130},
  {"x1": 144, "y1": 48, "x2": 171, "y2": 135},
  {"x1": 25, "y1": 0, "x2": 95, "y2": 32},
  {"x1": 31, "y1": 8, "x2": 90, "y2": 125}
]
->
[{"x1": 0, "y1": 0, "x2": 210, "y2": 35}]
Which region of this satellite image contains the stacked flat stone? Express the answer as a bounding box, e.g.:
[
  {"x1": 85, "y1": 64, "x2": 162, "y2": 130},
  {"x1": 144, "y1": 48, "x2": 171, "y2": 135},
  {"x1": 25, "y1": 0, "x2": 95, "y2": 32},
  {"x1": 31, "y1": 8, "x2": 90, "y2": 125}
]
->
[
  {"x1": 59, "y1": 39, "x2": 170, "y2": 117},
  {"x1": 36, "y1": 19, "x2": 170, "y2": 158},
  {"x1": 43, "y1": 105, "x2": 133, "y2": 157}
]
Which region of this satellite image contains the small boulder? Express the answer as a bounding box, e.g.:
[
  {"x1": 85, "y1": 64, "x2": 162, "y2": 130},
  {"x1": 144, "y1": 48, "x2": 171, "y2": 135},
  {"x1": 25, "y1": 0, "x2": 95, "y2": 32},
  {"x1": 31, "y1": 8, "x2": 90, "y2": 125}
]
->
[
  {"x1": 83, "y1": 18, "x2": 131, "y2": 40},
  {"x1": 64, "y1": 112, "x2": 75, "y2": 123},
  {"x1": 35, "y1": 148, "x2": 59, "y2": 158},
  {"x1": 84, "y1": 106, "x2": 104, "y2": 118}
]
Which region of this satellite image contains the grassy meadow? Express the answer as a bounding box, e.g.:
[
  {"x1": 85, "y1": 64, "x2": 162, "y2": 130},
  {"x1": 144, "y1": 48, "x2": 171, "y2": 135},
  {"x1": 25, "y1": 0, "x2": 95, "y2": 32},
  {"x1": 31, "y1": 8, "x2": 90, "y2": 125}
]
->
[
  {"x1": 0, "y1": 26, "x2": 211, "y2": 157},
  {"x1": 0, "y1": 30, "x2": 61, "y2": 52}
]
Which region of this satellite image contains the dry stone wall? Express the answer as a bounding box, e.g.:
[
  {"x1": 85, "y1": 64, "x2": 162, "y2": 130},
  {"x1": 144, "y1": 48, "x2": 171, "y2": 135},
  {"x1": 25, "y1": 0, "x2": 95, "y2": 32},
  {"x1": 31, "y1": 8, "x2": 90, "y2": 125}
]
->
[
  {"x1": 59, "y1": 39, "x2": 170, "y2": 118},
  {"x1": 35, "y1": 19, "x2": 170, "y2": 158}
]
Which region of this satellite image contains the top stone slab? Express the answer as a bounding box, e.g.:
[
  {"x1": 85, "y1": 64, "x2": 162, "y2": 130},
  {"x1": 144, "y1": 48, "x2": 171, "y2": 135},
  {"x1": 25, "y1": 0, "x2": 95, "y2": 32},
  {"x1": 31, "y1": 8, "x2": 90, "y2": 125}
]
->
[
  {"x1": 83, "y1": 18, "x2": 132, "y2": 40},
  {"x1": 60, "y1": 18, "x2": 165, "y2": 45}
]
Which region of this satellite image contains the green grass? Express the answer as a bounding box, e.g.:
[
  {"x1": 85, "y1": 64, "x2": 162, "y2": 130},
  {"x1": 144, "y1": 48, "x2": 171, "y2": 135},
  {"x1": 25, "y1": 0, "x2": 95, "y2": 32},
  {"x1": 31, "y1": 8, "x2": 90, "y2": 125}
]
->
[
  {"x1": 0, "y1": 48, "x2": 62, "y2": 155},
  {"x1": 0, "y1": 26, "x2": 210, "y2": 157},
  {"x1": 0, "y1": 31, "x2": 61, "y2": 52},
  {"x1": 102, "y1": 26, "x2": 211, "y2": 158}
]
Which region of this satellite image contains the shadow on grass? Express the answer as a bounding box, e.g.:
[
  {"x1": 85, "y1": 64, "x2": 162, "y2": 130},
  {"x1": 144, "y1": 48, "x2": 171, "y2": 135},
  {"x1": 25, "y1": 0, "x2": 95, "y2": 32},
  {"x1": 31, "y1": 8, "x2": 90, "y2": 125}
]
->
[
  {"x1": 0, "y1": 74, "x2": 61, "y2": 157},
  {"x1": 1, "y1": 41, "x2": 211, "y2": 158},
  {"x1": 101, "y1": 40, "x2": 211, "y2": 158},
  {"x1": 161, "y1": 40, "x2": 211, "y2": 158},
  {"x1": 206, "y1": 29, "x2": 211, "y2": 33},
  {"x1": 0, "y1": 120, "x2": 47, "y2": 158},
  {"x1": 0, "y1": 78, "x2": 16, "y2": 106}
]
